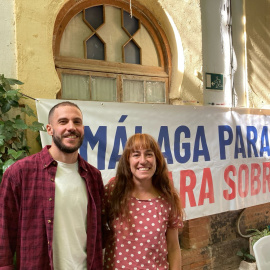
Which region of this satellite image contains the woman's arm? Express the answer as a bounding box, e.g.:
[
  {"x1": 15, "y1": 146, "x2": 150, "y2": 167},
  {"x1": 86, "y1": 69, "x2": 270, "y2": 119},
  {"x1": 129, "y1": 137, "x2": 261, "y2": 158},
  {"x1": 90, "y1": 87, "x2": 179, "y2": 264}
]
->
[{"x1": 166, "y1": 228, "x2": 182, "y2": 270}]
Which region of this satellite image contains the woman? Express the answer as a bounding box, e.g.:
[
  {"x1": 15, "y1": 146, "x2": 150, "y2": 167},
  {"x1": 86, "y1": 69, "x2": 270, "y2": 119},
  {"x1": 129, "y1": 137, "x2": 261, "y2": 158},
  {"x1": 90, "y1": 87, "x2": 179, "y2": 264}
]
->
[{"x1": 103, "y1": 133, "x2": 183, "y2": 269}]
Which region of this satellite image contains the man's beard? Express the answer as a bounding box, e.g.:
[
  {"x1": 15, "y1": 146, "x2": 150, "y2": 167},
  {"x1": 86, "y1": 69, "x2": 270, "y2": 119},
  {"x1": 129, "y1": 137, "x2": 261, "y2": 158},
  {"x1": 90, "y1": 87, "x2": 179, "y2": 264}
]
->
[{"x1": 52, "y1": 132, "x2": 84, "y2": 153}]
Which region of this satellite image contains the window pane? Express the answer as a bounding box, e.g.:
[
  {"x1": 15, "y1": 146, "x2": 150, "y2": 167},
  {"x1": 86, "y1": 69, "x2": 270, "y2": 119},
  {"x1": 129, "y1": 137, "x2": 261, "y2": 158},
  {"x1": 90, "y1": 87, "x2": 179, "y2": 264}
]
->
[
  {"x1": 84, "y1": 6, "x2": 104, "y2": 30},
  {"x1": 124, "y1": 40, "x2": 140, "y2": 64},
  {"x1": 91, "y1": 76, "x2": 116, "y2": 101},
  {"x1": 123, "y1": 80, "x2": 144, "y2": 102},
  {"x1": 62, "y1": 74, "x2": 90, "y2": 100},
  {"x1": 86, "y1": 35, "x2": 104, "y2": 60},
  {"x1": 123, "y1": 10, "x2": 139, "y2": 36},
  {"x1": 146, "y1": 81, "x2": 165, "y2": 103}
]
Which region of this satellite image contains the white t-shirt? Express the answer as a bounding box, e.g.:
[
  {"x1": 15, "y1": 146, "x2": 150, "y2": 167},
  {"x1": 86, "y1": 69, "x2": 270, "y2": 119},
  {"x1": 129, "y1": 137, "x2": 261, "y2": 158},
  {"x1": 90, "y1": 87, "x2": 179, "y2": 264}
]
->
[{"x1": 52, "y1": 161, "x2": 88, "y2": 270}]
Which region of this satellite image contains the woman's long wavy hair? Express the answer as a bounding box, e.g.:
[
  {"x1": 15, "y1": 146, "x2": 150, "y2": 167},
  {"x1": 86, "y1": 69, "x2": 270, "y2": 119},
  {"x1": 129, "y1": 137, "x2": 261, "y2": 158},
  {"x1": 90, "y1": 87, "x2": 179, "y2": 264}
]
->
[{"x1": 107, "y1": 133, "x2": 183, "y2": 226}]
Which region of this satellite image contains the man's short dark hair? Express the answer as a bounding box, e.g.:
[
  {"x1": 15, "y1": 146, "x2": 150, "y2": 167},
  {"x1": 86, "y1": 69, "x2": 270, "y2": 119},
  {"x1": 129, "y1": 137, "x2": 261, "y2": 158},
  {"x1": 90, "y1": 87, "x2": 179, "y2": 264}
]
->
[{"x1": 48, "y1": 101, "x2": 82, "y2": 123}]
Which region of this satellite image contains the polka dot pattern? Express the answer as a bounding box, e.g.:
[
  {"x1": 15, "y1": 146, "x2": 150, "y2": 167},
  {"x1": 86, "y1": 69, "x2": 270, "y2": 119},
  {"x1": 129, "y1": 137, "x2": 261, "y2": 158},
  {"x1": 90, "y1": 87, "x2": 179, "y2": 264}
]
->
[{"x1": 103, "y1": 192, "x2": 182, "y2": 270}]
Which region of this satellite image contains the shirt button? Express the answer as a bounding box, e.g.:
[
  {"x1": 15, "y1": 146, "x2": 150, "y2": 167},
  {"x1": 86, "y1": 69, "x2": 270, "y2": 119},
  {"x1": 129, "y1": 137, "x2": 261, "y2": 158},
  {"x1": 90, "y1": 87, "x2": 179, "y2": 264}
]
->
[
  {"x1": 48, "y1": 220, "x2": 52, "y2": 223},
  {"x1": 49, "y1": 198, "x2": 53, "y2": 201},
  {"x1": 50, "y1": 178, "x2": 54, "y2": 182},
  {"x1": 53, "y1": 161, "x2": 57, "y2": 165}
]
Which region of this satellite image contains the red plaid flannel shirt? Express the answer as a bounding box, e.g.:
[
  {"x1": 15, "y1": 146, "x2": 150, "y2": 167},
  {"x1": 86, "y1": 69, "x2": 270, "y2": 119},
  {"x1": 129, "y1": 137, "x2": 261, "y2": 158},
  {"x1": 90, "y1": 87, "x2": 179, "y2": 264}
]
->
[{"x1": 0, "y1": 146, "x2": 104, "y2": 270}]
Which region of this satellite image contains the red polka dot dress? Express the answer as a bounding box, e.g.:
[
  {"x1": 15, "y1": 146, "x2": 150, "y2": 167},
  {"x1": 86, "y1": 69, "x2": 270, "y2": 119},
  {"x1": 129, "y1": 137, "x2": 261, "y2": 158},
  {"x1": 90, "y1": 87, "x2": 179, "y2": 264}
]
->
[{"x1": 103, "y1": 184, "x2": 182, "y2": 269}]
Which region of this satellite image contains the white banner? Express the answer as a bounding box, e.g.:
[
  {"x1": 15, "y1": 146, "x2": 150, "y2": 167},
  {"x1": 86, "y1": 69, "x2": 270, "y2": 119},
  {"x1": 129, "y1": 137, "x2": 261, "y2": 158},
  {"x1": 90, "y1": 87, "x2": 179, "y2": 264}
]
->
[{"x1": 36, "y1": 99, "x2": 270, "y2": 220}]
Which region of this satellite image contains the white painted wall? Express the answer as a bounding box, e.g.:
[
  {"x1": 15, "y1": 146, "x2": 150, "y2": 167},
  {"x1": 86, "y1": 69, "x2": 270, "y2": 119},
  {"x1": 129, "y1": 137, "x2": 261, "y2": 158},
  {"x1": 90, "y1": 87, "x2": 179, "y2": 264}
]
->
[
  {"x1": 231, "y1": 0, "x2": 246, "y2": 107},
  {"x1": 201, "y1": 0, "x2": 246, "y2": 107},
  {"x1": 0, "y1": 0, "x2": 17, "y2": 78}
]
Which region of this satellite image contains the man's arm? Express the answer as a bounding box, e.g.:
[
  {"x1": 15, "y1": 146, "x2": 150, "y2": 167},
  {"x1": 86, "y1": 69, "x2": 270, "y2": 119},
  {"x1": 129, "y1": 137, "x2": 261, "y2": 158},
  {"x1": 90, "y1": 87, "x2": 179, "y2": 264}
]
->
[
  {"x1": 166, "y1": 228, "x2": 182, "y2": 270},
  {"x1": 0, "y1": 169, "x2": 19, "y2": 269}
]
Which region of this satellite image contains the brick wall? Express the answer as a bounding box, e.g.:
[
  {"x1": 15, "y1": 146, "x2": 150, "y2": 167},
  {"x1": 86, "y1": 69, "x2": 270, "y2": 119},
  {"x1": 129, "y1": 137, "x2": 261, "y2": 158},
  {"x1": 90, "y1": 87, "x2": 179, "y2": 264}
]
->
[{"x1": 180, "y1": 203, "x2": 270, "y2": 269}]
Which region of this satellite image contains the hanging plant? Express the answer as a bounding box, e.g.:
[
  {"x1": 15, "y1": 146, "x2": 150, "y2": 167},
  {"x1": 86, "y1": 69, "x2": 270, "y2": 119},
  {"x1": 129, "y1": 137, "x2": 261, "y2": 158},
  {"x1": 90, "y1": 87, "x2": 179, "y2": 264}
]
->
[{"x1": 0, "y1": 74, "x2": 45, "y2": 183}]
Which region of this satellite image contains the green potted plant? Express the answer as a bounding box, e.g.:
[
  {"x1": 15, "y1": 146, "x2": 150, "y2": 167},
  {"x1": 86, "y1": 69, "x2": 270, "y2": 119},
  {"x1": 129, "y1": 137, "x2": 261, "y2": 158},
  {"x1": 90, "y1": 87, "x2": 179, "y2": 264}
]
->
[
  {"x1": 248, "y1": 225, "x2": 270, "y2": 245},
  {"x1": 237, "y1": 248, "x2": 256, "y2": 270},
  {"x1": 0, "y1": 74, "x2": 45, "y2": 183},
  {"x1": 248, "y1": 225, "x2": 270, "y2": 257}
]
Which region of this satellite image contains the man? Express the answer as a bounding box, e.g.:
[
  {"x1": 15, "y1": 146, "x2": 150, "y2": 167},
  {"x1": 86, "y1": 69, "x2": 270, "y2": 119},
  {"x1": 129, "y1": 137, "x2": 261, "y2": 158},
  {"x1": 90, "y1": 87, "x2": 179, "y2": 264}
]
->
[{"x1": 0, "y1": 101, "x2": 104, "y2": 269}]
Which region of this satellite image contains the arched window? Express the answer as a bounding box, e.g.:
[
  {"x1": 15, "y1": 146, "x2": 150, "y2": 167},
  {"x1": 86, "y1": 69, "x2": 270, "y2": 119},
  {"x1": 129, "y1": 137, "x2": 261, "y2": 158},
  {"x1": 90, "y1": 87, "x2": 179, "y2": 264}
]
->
[{"x1": 53, "y1": 0, "x2": 171, "y2": 103}]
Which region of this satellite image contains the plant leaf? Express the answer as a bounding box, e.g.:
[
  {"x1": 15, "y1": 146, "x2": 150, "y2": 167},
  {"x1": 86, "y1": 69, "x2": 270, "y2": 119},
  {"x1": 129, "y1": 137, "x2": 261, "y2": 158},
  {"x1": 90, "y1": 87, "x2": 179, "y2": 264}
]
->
[
  {"x1": 236, "y1": 250, "x2": 243, "y2": 257},
  {"x1": 6, "y1": 78, "x2": 24, "y2": 86},
  {"x1": 6, "y1": 90, "x2": 20, "y2": 97},
  {"x1": 13, "y1": 118, "x2": 28, "y2": 130},
  {"x1": 0, "y1": 135, "x2": 5, "y2": 146},
  {"x1": 0, "y1": 145, "x2": 6, "y2": 154},
  {"x1": 245, "y1": 253, "x2": 256, "y2": 262},
  {"x1": 9, "y1": 100, "x2": 19, "y2": 107},
  {"x1": 1, "y1": 102, "x2": 11, "y2": 113},
  {"x1": 8, "y1": 149, "x2": 26, "y2": 159},
  {"x1": 2, "y1": 159, "x2": 15, "y2": 173},
  {"x1": 29, "y1": 121, "x2": 46, "y2": 132},
  {"x1": 21, "y1": 104, "x2": 36, "y2": 117}
]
